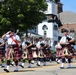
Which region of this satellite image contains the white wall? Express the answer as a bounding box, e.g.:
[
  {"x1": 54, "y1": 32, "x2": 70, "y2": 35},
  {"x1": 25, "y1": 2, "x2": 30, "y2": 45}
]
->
[
  {"x1": 38, "y1": 21, "x2": 59, "y2": 50},
  {"x1": 38, "y1": 22, "x2": 58, "y2": 38},
  {"x1": 45, "y1": 1, "x2": 57, "y2": 15}
]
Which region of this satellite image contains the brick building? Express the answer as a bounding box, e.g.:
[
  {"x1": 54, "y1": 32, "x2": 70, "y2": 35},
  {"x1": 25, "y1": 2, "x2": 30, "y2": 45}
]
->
[{"x1": 58, "y1": 11, "x2": 76, "y2": 37}]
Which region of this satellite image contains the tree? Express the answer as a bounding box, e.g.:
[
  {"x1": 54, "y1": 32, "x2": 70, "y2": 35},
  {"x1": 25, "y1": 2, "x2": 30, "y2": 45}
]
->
[{"x1": 0, "y1": 0, "x2": 47, "y2": 35}]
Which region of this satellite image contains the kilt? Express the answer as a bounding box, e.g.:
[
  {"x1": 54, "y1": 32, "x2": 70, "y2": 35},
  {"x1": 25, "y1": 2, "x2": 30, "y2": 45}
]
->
[
  {"x1": 31, "y1": 47, "x2": 38, "y2": 58},
  {"x1": 27, "y1": 47, "x2": 33, "y2": 59},
  {"x1": 37, "y1": 49, "x2": 44, "y2": 58},
  {"x1": 0, "y1": 46, "x2": 5, "y2": 59},
  {"x1": 43, "y1": 48, "x2": 52, "y2": 58},
  {"x1": 22, "y1": 50, "x2": 28, "y2": 59},
  {"x1": 37, "y1": 48, "x2": 51, "y2": 58},
  {"x1": 60, "y1": 45, "x2": 74, "y2": 58},
  {"x1": 19, "y1": 50, "x2": 23, "y2": 59},
  {"x1": 6, "y1": 44, "x2": 20, "y2": 60},
  {"x1": 56, "y1": 48, "x2": 62, "y2": 58}
]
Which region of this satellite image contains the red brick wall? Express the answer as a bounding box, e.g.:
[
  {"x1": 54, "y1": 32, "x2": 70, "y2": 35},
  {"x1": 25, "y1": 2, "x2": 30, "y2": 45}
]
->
[{"x1": 60, "y1": 23, "x2": 76, "y2": 31}]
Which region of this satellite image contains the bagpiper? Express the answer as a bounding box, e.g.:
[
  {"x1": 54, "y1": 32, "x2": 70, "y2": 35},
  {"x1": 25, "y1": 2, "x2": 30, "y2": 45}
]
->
[
  {"x1": 59, "y1": 29, "x2": 75, "y2": 69},
  {"x1": 55, "y1": 41, "x2": 62, "y2": 64},
  {"x1": 36, "y1": 37, "x2": 47, "y2": 66},
  {"x1": 21, "y1": 36, "x2": 33, "y2": 68},
  {"x1": 2, "y1": 28, "x2": 21, "y2": 72}
]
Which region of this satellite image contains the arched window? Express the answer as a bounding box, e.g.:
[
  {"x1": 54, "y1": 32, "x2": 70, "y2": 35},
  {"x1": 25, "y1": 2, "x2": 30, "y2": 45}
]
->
[
  {"x1": 53, "y1": 25, "x2": 58, "y2": 30},
  {"x1": 42, "y1": 25, "x2": 48, "y2": 30},
  {"x1": 42, "y1": 25, "x2": 48, "y2": 37}
]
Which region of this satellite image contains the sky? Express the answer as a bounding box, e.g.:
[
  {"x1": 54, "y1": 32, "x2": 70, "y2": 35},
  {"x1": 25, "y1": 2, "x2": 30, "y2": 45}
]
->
[{"x1": 61, "y1": 0, "x2": 76, "y2": 13}]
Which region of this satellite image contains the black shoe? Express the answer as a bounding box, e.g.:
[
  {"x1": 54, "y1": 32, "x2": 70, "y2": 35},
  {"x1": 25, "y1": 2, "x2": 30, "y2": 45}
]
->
[
  {"x1": 60, "y1": 67, "x2": 64, "y2": 69},
  {"x1": 19, "y1": 65, "x2": 24, "y2": 68},
  {"x1": 4, "y1": 69, "x2": 9, "y2": 72},
  {"x1": 14, "y1": 70, "x2": 18, "y2": 72},
  {"x1": 37, "y1": 64, "x2": 40, "y2": 66},
  {"x1": 57, "y1": 62, "x2": 60, "y2": 64}
]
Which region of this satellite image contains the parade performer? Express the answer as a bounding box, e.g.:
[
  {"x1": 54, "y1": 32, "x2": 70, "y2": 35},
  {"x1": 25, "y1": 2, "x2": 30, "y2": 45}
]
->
[
  {"x1": 36, "y1": 37, "x2": 47, "y2": 66},
  {"x1": 18, "y1": 37, "x2": 24, "y2": 68},
  {"x1": 55, "y1": 41, "x2": 62, "y2": 64},
  {"x1": 0, "y1": 37, "x2": 5, "y2": 67},
  {"x1": 59, "y1": 29, "x2": 75, "y2": 68},
  {"x1": 42, "y1": 39, "x2": 52, "y2": 65},
  {"x1": 30, "y1": 38, "x2": 38, "y2": 64},
  {"x1": 21, "y1": 36, "x2": 33, "y2": 68},
  {"x1": 2, "y1": 28, "x2": 21, "y2": 72}
]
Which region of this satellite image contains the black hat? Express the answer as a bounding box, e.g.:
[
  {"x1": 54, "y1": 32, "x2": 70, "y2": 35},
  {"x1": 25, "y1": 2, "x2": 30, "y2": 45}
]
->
[
  {"x1": 10, "y1": 28, "x2": 15, "y2": 32},
  {"x1": 64, "y1": 29, "x2": 69, "y2": 32},
  {"x1": 39, "y1": 37, "x2": 43, "y2": 39}
]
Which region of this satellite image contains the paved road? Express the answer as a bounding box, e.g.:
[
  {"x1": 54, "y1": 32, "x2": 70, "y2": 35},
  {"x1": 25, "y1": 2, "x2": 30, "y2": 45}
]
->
[{"x1": 0, "y1": 60, "x2": 76, "y2": 75}]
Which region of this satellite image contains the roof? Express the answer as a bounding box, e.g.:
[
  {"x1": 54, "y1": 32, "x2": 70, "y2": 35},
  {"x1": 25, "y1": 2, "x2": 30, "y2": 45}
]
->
[{"x1": 58, "y1": 11, "x2": 76, "y2": 24}]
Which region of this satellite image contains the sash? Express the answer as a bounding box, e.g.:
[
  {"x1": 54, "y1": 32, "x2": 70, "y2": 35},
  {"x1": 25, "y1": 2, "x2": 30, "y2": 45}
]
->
[{"x1": 10, "y1": 36, "x2": 20, "y2": 51}]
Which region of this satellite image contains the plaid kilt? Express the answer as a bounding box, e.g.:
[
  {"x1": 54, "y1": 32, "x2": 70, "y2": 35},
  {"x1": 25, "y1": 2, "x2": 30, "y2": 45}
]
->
[
  {"x1": 31, "y1": 48, "x2": 38, "y2": 58},
  {"x1": 43, "y1": 48, "x2": 52, "y2": 58},
  {"x1": 12, "y1": 45, "x2": 20, "y2": 60},
  {"x1": 56, "y1": 48, "x2": 62, "y2": 58},
  {"x1": 27, "y1": 47, "x2": 33, "y2": 59},
  {"x1": 0, "y1": 46, "x2": 5, "y2": 59},
  {"x1": 6, "y1": 44, "x2": 20, "y2": 60},
  {"x1": 19, "y1": 50, "x2": 23, "y2": 59},
  {"x1": 60, "y1": 45, "x2": 74, "y2": 58}
]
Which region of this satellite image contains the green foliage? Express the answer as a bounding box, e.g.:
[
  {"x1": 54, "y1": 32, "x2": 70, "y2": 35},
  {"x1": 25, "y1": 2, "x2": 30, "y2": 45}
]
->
[{"x1": 0, "y1": 0, "x2": 47, "y2": 35}]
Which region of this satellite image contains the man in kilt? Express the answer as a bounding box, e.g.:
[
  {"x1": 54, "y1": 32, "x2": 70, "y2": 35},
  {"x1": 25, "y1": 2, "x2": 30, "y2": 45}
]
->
[
  {"x1": 21, "y1": 36, "x2": 33, "y2": 68},
  {"x1": 55, "y1": 42, "x2": 62, "y2": 64},
  {"x1": 30, "y1": 38, "x2": 39, "y2": 64},
  {"x1": 2, "y1": 28, "x2": 21, "y2": 72},
  {"x1": 41, "y1": 39, "x2": 52, "y2": 65},
  {"x1": 36, "y1": 37, "x2": 47, "y2": 66},
  {"x1": 59, "y1": 29, "x2": 75, "y2": 69},
  {"x1": 0, "y1": 37, "x2": 5, "y2": 67}
]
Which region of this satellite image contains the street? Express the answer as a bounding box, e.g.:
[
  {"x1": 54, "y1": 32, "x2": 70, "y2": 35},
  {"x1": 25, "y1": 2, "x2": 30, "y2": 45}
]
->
[{"x1": 0, "y1": 60, "x2": 76, "y2": 75}]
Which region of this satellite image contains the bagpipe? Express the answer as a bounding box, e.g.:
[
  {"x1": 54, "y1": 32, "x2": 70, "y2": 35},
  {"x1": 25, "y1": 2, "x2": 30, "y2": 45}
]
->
[
  {"x1": 40, "y1": 43, "x2": 45, "y2": 47},
  {"x1": 25, "y1": 41, "x2": 31, "y2": 46},
  {"x1": 66, "y1": 37, "x2": 75, "y2": 45}
]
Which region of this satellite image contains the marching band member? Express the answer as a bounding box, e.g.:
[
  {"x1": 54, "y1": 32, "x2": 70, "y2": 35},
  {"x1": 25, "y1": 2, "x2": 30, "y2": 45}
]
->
[
  {"x1": 36, "y1": 37, "x2": 46, "y2": 66},
  {"x1": 59, "y1": 29, "x2": 75, "y2": 69},
  {"x1": 2, "y1": 28, "x2": 21, "y2": 72},
  {"x1": 21, "y1": 36, "x2": 33, "y2": 68},
  {"x1": 0, "y1": 37, "x2": 5, "y2": 68},
  {"x1": 31, "y1": 38, "x2": 38, "y2": 64},
  {"x1": 55, "y1": 41, "x2": 62, "y2": 64},
  {"x1": 42, "y1": 39, "x2": 52, "y2": 65},
  {"x1": 18, "y1": 37, "x2": 24, "y2": 68}
]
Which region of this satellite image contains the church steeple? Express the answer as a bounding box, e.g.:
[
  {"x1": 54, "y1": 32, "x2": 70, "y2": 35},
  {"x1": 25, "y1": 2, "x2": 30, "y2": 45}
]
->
[{"x1": 56, "y1": 0, "x2": 63, "y2": 14}]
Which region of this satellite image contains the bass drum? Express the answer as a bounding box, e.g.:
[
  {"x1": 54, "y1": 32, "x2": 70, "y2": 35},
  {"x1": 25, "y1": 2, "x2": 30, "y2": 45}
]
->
[
  {"x1": 31, "y1": 48, "x2": 38, "y2": 58},
  {"x1": 38, "y1": 49, "x2": 45, "y2": 58},
  {"x1": 23, "y1": 50, "x2": 28, "y2": 59},
  {"x1": 62, "y1": 47, "x2": 71, "y2": 57}
]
